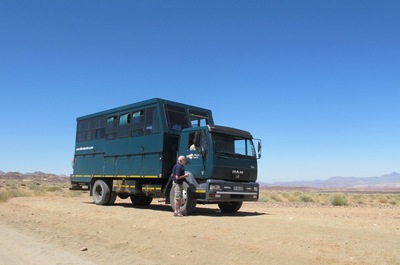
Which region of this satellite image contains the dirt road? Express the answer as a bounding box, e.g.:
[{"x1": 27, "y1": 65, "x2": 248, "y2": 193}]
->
[{"x1": 0, "y1": 195, "x2": 399, "y2": 265}]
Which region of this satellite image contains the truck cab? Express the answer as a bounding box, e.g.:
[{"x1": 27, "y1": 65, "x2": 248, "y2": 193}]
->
[{"x1": 170, "y1": 125, "x2": 261, "y2": 213}]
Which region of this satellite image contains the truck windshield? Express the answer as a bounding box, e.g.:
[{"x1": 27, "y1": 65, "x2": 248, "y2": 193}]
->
[{"x1": 212, "y1": 133, "x2": 256, "y2": 157}]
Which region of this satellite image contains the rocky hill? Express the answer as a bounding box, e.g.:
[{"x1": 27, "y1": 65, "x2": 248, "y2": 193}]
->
[
  {"x1": 0, "y1": 171, "x2": 69, "y2": 183},
  {"x1": 266, "y1": 172, "x2": 400, "y2": 189}
]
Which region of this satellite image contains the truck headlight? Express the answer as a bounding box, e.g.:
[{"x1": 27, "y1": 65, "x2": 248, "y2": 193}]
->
[
  {"x1": 254, "y1": 187, "x2": 258, "y2": 191},
  {"x1": 209, "y1": 184, "x2": 221, "y2": 191}
]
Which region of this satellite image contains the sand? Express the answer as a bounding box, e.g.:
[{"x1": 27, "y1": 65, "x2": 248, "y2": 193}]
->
[{"x1": 0, "y1": 195, "x2": 399, "y2": 265}]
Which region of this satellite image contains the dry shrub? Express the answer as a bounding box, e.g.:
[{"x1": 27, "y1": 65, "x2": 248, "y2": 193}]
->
[
  {"x1": 0, "y1": 179, "x2": 78, "y2": 202},
  {"x1": 351, "y1": 194, "x2": 365, "y2": 204},
  {"x1": 269, "y1": 193, "x2": 283, "y2": 202},
  {"x1": 46, "y1": 186, "x2": 62, "y2": 192},
  {"x1": 330, "y1": 193, "x2": 348, "y2": 206},
  {"x1": 62, "y1": 190, "x2": 86, "y2": 198},
  {"x1": 300, "y1": 194, "x2": 315, "y2": 203},
  {"x1": 377, "y1": 195, "x2": 388, "y2": 204},
  {"x1": 0, "y1": 190, "x2": 29, "y2": 203}
]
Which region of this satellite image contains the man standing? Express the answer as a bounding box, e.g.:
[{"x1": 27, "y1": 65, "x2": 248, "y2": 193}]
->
[{"x1": 172, "y1": 155, "x2": 189, "y2": 216}]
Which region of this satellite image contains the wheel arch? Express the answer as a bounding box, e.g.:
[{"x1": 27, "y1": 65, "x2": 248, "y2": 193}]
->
[
  {"x1": 165, "y1": 171, "x2": 199, "y2": 204},
  {"x1": 164, "y1": 177, "x2": 174, "y2": 204}
]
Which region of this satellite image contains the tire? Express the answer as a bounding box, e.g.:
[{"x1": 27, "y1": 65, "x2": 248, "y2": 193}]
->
[
  {"x1": 218, "y1": 201, "x2": 243, "y2": 213},
  {"x1": 108, "y1": 192, "x2": 117, "y2": 205},
  {"x1": 169, "y1": 181, "x2": 196, "y2": 214},
  {"x1": 118, "y1": 193, "x2": 130, "y2": 199},
  {"x1": 130, "y1": 195, "x2": 153, "y2": 206},
  {"x1": 142, "y1": 196, "x2": 153, "y2": 206},
  {"x1": 92, "y1": 180, "x2": 111, "y2": 205},
  {"x1": 130, "y1": 195, "x2": 143, "y2": 205}
]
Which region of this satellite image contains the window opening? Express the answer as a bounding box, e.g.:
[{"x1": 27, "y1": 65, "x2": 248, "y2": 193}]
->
[
  {"x1": 119, "y1": 113, "x2": 130, "y2": 126},
  {"x1": 107, "y1": 116, "x2": 118, "y2": 128},
  {"x1": 106, "y1": 116, "x2": 118, "y2": 140},
  {"x1": 213, "y1": 133, "x2": 256, "y2": 157},
  {"x1": 77, "y1": 116, "x2": 106, "y2": 142},
  {"x1": 165, "y1": 104, "x2": 188, "y2": 130},
  {"x1": 131, "y1": 110, "x2": 145, "y2": 137},
  {"x1": 189, "y1": 109, "x2": 209, "y2": 127},
  {"x1": 188, "y1": 131, "x2": 201, "y2": 151},
  {"x1": 118, "y1": 113, "x2": 130, "y2": 138},
  {"x1": 145, "y1": 107, "x2": 160, "y2": 135}
]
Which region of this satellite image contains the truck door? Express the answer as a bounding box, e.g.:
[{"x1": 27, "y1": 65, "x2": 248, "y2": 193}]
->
[
  {"x1": 184, "y1": 130, "x2": 208, "y2": 179},
  {"x1": 163, "y1": 134, "x2": 179, "y2": 177}
]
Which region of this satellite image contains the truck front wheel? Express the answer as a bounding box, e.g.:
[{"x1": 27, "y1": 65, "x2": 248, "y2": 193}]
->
[
  {"x1": 92, "y1": 180, "x2": 111, "y2": 205},
  {"x1": 218, "y1": 201, "x2": 243, "y2": 213},
  {"x1": 169, "y1": 182, "x2": 196, "y2": 214}
]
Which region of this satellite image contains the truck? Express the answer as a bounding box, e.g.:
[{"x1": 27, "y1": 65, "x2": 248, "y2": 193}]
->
[{"x1": 70, "y1": 98, "x2": 261, "y2": 214}]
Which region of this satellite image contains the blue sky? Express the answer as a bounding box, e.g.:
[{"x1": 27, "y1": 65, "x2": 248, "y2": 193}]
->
[{"x1": 0, "y1": 1, "x2": 398, "y2": 183}]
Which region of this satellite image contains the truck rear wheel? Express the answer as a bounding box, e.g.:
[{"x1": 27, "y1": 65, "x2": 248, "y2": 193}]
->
[
  {"x1": 130, "y1": 195, "x2": 153, "y2": 206},
  {"x1": 118, "y1": 193, "x2": 130, "y2": 199},
  {"x1": 107, "y1": 192, "x2": 117, "y2": 205},
  {"x1": 142, "y1": 196, "x2": 153, "y2": 206},
  {"x1": 92, "y1": 180, "x2": 111, "y2": 205},
  {"x1": 169, "y1": 182, "x2": 196, "y2": 214},
  {"x1": 218, "y1": 201, "x2": 243, "y2": 213}
]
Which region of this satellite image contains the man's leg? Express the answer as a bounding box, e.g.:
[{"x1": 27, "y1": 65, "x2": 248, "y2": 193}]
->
[
  {"x1": 175, "y1": 198, "x2": 181, "y2": 214},
  {"x1": 173, "y1": 183, "x2": 183, "y2": 216}
]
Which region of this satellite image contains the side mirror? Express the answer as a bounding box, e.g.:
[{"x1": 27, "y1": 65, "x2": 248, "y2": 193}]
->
[{"x1": 254, "y1": 139, "x2": 262, "y2": 159}]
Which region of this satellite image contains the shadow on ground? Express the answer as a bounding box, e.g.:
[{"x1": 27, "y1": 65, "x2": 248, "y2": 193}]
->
[{"x1": 84, "y1": 201, "x2": 266, "y2": 217}]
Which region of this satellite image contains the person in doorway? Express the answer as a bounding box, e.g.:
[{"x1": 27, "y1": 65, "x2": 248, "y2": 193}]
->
[
  {"x1": 189, "y1": 143, "x2": 197, "y2": 151},
  {"x1": 172, "y1": 155, "x2": 189, "y2": 217}
]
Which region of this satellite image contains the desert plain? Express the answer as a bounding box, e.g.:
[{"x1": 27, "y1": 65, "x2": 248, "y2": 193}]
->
[{"x1": 0, "y1": 175, "x2": 399, "y2": 265}]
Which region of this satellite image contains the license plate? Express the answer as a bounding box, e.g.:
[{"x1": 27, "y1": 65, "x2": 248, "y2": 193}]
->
[{"x1": 233, "y1": 186, "x2": 244, "y2": 191}]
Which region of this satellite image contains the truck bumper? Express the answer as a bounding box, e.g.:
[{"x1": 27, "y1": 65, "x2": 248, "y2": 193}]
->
[
  {"x1": 70, "y1": 174, "x2": 91, "y2": 190},
  {"x1": 196, "y1": 179, "x2": 259, "y2": 202}
]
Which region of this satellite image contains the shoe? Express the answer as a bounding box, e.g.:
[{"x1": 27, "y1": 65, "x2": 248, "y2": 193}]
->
[{"x1": 173, "y1": 212, "x2": 184, "y2": 217}]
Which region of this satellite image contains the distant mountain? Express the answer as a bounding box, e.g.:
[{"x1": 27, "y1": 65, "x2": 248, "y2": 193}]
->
[
  {"x1": 266, "y1": 172, "x2": 400, "y2": 189},
  {"x1": 0, "y1": 171, "x2": 69, "y2": 183}
]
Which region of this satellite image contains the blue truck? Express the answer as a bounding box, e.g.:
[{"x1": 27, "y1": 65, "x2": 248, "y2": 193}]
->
[{"x1": 70, "y1": 98, "x2": 261, "y2": 214}]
